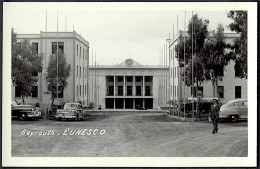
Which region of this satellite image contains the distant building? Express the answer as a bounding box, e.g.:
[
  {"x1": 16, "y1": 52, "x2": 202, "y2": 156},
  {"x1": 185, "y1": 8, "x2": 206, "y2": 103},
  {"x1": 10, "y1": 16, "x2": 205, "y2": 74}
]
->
[
  {"x1": 169, "y1": 30, "x2": 247, "y2": 104},
  {"x1": 12, "y1": 31, "x2": 90, "y2": 109},
  {"x1": 88, "y1": 58, "x2": 167, "y2": 109}
]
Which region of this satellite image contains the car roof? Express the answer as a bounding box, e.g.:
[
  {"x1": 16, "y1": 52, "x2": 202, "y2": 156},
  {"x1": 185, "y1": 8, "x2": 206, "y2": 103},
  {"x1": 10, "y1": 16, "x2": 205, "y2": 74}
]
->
[{"x1": 227, "y1": 99, "x2": 247, "y2": 104}]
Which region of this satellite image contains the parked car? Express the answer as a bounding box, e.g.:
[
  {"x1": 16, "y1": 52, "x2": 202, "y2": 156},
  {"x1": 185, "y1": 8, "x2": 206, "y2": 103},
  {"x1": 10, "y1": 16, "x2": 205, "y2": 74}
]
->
[
  {"x1": 55, "y1": 103, "x2": 85, "y2": 121},
  {"x1": 11, "y1": 99, "x2": 41, "y2": 120},
  {"x1": 219, "y1": 99, "x2": 248, "y2": 122}
]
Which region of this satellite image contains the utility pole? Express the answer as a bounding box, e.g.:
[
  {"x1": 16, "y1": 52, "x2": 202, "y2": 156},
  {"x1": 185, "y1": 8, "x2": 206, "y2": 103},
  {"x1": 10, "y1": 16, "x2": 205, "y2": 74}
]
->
[
  {"x1": 56, "y1": 11, "x2": 59, "y2": 101},
  {"x1": 191, "y1": 11, "x2": 194, "y2": 122},
  {"x1": 184, "y1": 11, "x2": 186, "y2": 121}
]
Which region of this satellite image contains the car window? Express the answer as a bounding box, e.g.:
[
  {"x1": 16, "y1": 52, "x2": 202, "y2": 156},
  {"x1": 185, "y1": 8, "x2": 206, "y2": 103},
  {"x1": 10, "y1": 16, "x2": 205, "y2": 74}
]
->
[
  {"x1": 11, "y1": 100, "x2": 18, "y2": 106},
  {"x1": 232, "y1": 102, "x2": 243, "y2": 107}
]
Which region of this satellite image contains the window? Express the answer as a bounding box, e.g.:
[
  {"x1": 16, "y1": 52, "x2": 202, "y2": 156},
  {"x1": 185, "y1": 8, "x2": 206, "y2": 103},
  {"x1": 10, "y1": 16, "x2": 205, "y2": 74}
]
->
[
  {"x1": 136, "y1": 86, "x2": 142, "y2": 96},
  {"x1": 235, "y1": 64, "x2": 242, "y2": 77},
  {"x1": 32, "y1": 42, "x2": 38, "y2": 55},
  {"x1": 76, "y1": 86, "x2": 78, "y2": 96},
  {"x1": 218, "y1": 86, "x2": 224, "y2": 98},
  {"x1": 145, "y1": 76, "x2": 152, "y2": 82},
  {"x1": 80, "y1": 85, "x2": 81, "y2": 96},
  {"x1": 80, "y1": 47, "x2": 81, "y2": 57},
  {"x1": 108, "y1": 76, "x2": 114, "y2": 82},
  {"x1": 219, "y1": 66, "x2": 224, "y2": 76},
  {"x1": 15, "y1": 86, "x2": 21, "y2": 97},
  {"x1": 171, "y1": 85, "x2": 172, "y2": 96},
  {"x1": 127, "y1": 76, "x2": 133, "y2": 82},
  {"x1": 58, "y1": 90, "x2": 63, "y2": 98},
  {"x1": 191, "y1": 86, "x2": 203, "y2": 97},
  {"x1": 108, "y1": 86, "x2": 114, "y2": 96},
  {"x1": 31, "y1": 86, "x2": 38, "y2": 97},
  {"x1": 77, "y1": 45, "x2": 78, "y2": 56},
  {"x1": 80, "y1": 67, "x2": 81, "y2": 78},
  {"x1": 127, "y1": 86, "x2": 132, "y2": 96},
  {"x1": 235, "y1": 86, "x2": 241, "y2": 98},
  {"x1": 77, "y1": 66, "x2": 78, "y2": 78},
  {"x1": 145, "y1": 86, "x2": 151, "y2": 96},
  {"x1": 175, "y1": 67, "x2": 176, "y2": 78},
  {"x1": 118, "y1": 86, "x2": 123, "y2": 96},
  {"x1": 85, "y1": 85, "x2": 87, "y2": 95},
  {"x1": 83, "y1": 68, "x2": 84, "y2": 78},
  {"x1": 118, "y1": 76, "x2": 123, "y2": 82},
  {"x1": 136, "y1": 76, "x2": 142, "y2": 82},
  {"x1": 52, "y1": 42, "x2": 64, "y2": 54}
]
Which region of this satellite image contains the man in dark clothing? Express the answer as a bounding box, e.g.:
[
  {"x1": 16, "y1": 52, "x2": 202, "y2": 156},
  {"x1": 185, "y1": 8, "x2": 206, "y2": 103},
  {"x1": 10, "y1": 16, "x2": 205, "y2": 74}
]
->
[{"x1": 209, "y1": 99, "x2": 220, "y2": 134}]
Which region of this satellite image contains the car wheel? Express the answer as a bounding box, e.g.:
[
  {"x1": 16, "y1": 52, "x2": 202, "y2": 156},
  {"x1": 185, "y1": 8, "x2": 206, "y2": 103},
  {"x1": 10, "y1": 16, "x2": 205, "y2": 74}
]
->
[{"x1": 230, "y1": 115, "x2": 238, "y2": 122}]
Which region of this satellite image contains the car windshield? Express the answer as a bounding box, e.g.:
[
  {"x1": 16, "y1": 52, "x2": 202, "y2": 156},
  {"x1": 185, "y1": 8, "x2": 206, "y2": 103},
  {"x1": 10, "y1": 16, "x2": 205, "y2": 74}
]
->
[{"x1": 64, "y1": 104, "x2": 80, "y2": 110}]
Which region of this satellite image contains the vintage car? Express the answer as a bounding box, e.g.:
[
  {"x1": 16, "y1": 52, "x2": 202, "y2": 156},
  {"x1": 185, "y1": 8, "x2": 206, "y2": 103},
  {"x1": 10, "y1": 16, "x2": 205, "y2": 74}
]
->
[
  {"x1": 55, "y1": 103, "x2": 85, "y2": 121},
  {"x1": 219, "y1": 99, "x2": 248, "y2": 122},
  {"x1": 11, "y1": 99, "x2": 41, "y2": 120}
]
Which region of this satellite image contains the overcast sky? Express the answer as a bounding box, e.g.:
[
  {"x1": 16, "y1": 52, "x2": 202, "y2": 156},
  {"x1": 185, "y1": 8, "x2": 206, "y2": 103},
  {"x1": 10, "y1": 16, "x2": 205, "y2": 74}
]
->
[{"x1": 5, "y1": 3, "x2": 240, "y2": 65}]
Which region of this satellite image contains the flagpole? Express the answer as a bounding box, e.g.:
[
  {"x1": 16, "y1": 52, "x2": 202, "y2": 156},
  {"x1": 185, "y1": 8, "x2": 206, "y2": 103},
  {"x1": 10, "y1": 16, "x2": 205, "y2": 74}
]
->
[
  {"x1": 191, "y1": 11, "x2": 194, "y2": 122},
  {"x1": 44, "y1": 11, "x2": 47, "y2": 104},
  {"x1": 56, "y1": 11, "x2": 59, "y2": 100},
  {"x1": 172, "y1": 25, "x2": 174, "y2": 103},
  {"x1": 184, "y1": 11, "x2": 186, "y2": 121},
  {"x1": 92, "y1": 49, "x2": 93, "y2": 103},
  {"x1": 177, "y1": 14, "x2": 180, "y2": 117}
]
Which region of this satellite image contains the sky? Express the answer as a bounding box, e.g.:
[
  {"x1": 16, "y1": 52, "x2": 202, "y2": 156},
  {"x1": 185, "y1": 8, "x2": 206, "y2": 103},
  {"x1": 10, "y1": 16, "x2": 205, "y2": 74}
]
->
[{"x1": 5, "y1": 2, "x2": 240, "y2": 65}]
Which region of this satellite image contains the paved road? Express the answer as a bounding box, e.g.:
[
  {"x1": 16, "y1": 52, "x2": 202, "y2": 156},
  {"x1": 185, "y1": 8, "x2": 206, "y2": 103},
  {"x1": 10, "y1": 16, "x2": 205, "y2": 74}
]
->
[{"x1": 11, "y1": 112, "x2": 247, "y2": 157}]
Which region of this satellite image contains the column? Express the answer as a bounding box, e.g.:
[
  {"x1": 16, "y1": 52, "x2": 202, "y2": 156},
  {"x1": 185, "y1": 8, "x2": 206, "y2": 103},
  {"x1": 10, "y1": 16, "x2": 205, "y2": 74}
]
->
[
  {"x1": 143, "y1": 76, "x2": 145, "y2": 96},
  {"x1": 143, "y1": 99, "x2": 145, "y2": 108},
  {"x1": 133, "y1": 99, "x2": 135, "y2": 109},
  {"x1": 123, "y1": 99, "x2": 125, "y2": 109},
  {"x1": 133, "y1": 76, "x2": 135, "y2": 96},
  {"x1": 114, "y1": 75, "x2": 116, "y2": 109},
  {"x1": 123, "y1": 76, "x2": 125, "y2": 96}
]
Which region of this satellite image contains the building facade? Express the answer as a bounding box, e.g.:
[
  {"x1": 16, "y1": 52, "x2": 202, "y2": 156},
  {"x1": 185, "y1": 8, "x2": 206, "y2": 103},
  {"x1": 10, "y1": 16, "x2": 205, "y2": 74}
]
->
[
  {"x1": 12, "y1": 31, "x2": 90, "y2": 108},
  {"x1": 169, "y1": 30, "x2": 247, "y2": 104},
  {"x1": 88, "y1": 59, "x2": 166, "y2": 109}
]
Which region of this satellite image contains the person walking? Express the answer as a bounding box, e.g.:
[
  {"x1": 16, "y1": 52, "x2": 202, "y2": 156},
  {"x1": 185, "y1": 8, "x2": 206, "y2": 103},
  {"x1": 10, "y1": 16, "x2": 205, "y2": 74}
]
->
[{"x1": 209, "y1": 99, "x2": 220, "y2": 134}]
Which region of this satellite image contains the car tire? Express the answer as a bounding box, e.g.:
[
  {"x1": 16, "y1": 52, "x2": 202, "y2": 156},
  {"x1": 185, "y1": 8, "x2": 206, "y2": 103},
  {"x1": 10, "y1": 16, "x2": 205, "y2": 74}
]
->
[{"x1": 230, "y1": 115, "x2": 239, "y2": 122}]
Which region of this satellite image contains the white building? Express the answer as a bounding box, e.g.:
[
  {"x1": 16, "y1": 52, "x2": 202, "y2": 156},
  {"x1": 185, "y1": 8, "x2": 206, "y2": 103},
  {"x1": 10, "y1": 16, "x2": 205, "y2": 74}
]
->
[
  {"x1": 12, "y1": 31, "x2": 90, "y2": 109},
  {"x1": 169, "y1": 31, "x2": 247, "y2": 104},
  {"x1": 88, "y1": 58, "x2": 166, "y2": 109}
]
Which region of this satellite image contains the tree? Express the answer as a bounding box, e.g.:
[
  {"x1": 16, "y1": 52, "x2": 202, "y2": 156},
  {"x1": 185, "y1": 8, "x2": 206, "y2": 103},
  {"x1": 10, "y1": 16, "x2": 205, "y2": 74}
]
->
[
  {"x1": 11, "y1": 29, "x2": 43, "y2": 104},
  {"x1": 46, "y1": 50, "x2": 71, "y2": 106},
  {"x1": 227, "y1": 11, "x2": 247, "y2": 78},
  {"x1": 202, "y1": 24, "x2": 233, "y2": 102}
]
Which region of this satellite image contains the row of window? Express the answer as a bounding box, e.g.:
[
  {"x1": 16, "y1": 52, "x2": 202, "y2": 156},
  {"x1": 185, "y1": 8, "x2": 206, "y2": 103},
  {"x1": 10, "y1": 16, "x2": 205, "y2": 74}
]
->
[
  {"x1": 108, "y1": 76, "x2": 152, "y2": 83},
  {"x1": 76, "y1": 85, "x2": 87, "y2": 97},
  {"x1": 76, "y1": 44, "x2": 88, "y2": 60},
  {"x1": 170, "y1": 85, "x2": 242, "y2": 99},
  {"x1": 77, "y1": 65, "x2": 87, "y2": 78},
  {"x1": 107, "y1": 85, "x2": 152, "y2": 96}
]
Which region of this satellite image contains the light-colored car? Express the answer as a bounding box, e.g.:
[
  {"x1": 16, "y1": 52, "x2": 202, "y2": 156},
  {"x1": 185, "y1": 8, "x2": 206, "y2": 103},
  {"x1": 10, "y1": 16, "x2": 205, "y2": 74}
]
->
[
  {"x1": 55, "y1": 103, "x2": 85, "y2": 121},
  {"x1": 219, "y1": 99, "x2": 248, "y2": 122}
]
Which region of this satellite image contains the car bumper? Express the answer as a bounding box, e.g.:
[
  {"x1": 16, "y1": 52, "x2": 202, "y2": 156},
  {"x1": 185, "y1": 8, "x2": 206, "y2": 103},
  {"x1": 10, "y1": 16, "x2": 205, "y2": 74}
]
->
[
  {"x1": 27, "y1": 111, "x2": 41, "y2": 118},
  {"x1": 219, "y1": 114, "x2": 229, "y2": 119},
  {"x1": 55, "y1": 115, "x2": 77, "y2": 119}
]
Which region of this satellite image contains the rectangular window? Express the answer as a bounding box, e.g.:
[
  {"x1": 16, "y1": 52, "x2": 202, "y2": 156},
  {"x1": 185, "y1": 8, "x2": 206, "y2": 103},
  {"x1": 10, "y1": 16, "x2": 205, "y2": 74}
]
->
[
  {"x1": 77, "y1": 66, "x2": 78, "y2": 78},
  {"x1": 32, "y1": 42, "x2": 38, "y2": 55},
  {"x1": 218, "y1": 86, "x2": 224, "y2": 98},
  {"x1": 80, "y1": 67, "x2": 81, "y2": 78},
  {"x1": 58, "y1": 90, "x2": 63, "y2": 98},
  {"x1": 145, "y1": 86, "x2": 151, "y2": 96},
  {"x1": 52, "y1": 42, "x2": 64, "y2": 54},
  {"x1": 235, "y1": 86, "x2": 241, "y2": 98},
  {"x1": 80, "y1": 47, "x2": 81, "y2": 57},
  {"x1": 108, "y1": 76, "x2": 114, "y2": 82},
  {"x1": 15, "y1": 86, "x2": 21, "y2": 97},
  {"x1": 76, "y1": 86, "x2": 78, "y2": 97},
  {"x1": 145, "y1": 76, "x2": 152, "y2": 82},
  {"x1": 85, "y1": 85, "x2": 86, "y2": 95},
  {"x1": 136, "y1": 76, "x2": 142, "y2": 82},
  {"x1": 235, "y1": 64, "x2": 242, "y2": 77},
  {"x1": 80, "y1": 85, "x2": 81, "y2": 96},
  {"x1": 118, "y1": 86, "x2": 123, "y2": 96},
  {"x1": 83, "y1": 68, "x2": 84, "y2": 78},
  {"x1": 136, "y1": 86, "x2": 142, "y2": 96},
  {"x1": 118, "y1": 76, "x2": 123, "y2": 82},
  {"x1": 219, "y1": 66, "x2": 224, "y2": 76},
  {"x1": 127, "y1": 76, "x2": 133, "y2": 82},
  {"x1": 108, "y1": 86, "x2": 114, "y2": 96},
  {"x1": 127, "y1": 86, "x2": 132, "y2": 96},
  {"x1": 77, "y1": 45, "x2": 78, "y2": 56},
  {"x1": 191, "y1": 86, "x2": 203, "y2": 97},
  {"x1": 31, "y1": 86, "x2": 38, "y2": 97}
]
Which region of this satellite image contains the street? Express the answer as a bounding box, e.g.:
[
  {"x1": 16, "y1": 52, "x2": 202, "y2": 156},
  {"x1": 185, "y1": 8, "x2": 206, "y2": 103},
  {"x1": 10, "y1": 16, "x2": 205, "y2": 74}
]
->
[{"x1": 12, "y1": 111, "x2": 248, "y2": 157}]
